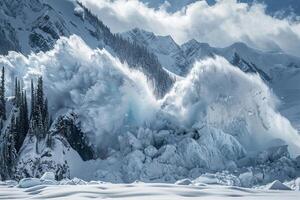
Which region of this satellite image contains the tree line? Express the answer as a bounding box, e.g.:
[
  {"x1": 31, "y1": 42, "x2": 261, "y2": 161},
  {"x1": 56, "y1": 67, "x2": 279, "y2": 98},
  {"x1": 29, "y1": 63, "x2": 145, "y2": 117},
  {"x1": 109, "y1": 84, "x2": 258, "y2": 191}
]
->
[{"x1": 0, "y1": 67, "x2": 51, "y2": 179}]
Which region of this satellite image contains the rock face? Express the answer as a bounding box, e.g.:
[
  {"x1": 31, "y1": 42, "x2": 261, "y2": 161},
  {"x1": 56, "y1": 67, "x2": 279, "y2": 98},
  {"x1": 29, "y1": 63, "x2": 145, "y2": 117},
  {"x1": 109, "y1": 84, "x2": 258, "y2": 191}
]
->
[{"x1": 15, "y1": 135, "x2": 72, "y2": 181}]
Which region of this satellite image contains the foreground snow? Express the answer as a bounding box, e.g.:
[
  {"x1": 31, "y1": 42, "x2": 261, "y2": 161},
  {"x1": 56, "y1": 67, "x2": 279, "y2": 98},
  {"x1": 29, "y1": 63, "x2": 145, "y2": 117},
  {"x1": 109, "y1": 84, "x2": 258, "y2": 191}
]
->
[
  {"x1": 0, "y1": 182, "x2": 299, "y2": 200},
  {"x1": 1, "y1": 172, "x2": 299, "y2": 199}
]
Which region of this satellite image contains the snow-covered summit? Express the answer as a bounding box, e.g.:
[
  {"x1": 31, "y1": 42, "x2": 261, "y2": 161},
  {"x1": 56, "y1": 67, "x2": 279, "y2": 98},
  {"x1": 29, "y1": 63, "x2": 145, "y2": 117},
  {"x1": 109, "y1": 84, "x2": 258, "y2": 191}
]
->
[{"x1": 122, "y1": 28, "x2": 187, "y2": 75}]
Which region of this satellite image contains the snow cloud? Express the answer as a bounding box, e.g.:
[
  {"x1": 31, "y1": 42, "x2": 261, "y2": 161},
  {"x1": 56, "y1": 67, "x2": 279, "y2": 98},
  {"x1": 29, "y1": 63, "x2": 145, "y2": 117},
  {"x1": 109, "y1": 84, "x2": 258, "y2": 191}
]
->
[
  {"x1": 80, "y1": 0, "x2": 300, "y2": 56},
  {"x1": 162, "y1": 56, "x2": 300, "y2": 155},
  {"x1": 0, "y1": 35, "x2": 159, "y2": 149}
]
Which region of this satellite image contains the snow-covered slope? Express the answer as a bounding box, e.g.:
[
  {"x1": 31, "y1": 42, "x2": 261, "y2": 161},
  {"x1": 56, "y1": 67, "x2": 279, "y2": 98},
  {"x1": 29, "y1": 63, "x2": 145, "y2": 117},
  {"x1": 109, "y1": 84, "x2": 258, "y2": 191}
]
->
[
  {"x1": 122, "y1": 28, "x2": 187, "y2": 75},
  {"x1": 0, "y1": 0, "x2": 173, "y2": 97},
  {"x1": 122, "y1": 29, "x2": 300, "y2": 77},
  {"x1": 121, "y1": 28, "x2": 300, "y2": 130}
]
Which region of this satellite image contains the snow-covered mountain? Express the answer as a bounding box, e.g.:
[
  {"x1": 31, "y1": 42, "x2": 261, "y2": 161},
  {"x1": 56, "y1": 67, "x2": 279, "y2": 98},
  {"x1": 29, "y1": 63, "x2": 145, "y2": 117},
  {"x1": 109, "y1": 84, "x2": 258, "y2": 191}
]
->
[
  {"x1": 0, "y1": 0, "x2": 300, "y2": 188},
  {"x1": 0, "y1": 0, "x2": 173, "y2": 97},
  {"x1": 121, "y1": 28, "x2": 300, "y2": 130}
]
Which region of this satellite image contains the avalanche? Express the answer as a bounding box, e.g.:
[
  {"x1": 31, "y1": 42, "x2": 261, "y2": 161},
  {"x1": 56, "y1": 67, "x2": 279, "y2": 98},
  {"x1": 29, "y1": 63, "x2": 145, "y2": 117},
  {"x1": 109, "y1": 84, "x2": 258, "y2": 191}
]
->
[
  {"x1": 0, "y1": 35, "x2": 300, "y2": 184},
  {"x1": 161, "y1": 57, "x2": 300, "y2": 156}
]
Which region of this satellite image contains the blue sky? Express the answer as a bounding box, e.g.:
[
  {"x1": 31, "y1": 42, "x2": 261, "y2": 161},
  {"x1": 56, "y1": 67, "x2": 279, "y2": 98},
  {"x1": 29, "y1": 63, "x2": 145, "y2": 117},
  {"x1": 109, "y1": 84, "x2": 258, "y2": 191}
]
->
[{"x1": 141, "y1": 0, "x2": 300, "y2": 16}]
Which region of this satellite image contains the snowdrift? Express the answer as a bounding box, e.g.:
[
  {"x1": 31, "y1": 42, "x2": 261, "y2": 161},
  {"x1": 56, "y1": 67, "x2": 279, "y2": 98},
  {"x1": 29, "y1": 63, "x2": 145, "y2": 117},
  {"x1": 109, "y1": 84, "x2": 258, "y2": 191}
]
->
[
  {"x1": 0, "y1": 35, "x2": 300, "y2": 183},
  {"x1": 1, "y1": 171, "x2": 299, "y2": 200}
]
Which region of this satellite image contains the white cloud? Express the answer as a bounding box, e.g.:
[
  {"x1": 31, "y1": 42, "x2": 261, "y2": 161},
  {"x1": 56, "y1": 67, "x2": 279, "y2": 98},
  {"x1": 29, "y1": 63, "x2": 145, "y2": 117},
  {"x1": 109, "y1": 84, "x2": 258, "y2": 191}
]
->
[{"x1": 80, "y1": 0, "x2": 300, "y2": 56}]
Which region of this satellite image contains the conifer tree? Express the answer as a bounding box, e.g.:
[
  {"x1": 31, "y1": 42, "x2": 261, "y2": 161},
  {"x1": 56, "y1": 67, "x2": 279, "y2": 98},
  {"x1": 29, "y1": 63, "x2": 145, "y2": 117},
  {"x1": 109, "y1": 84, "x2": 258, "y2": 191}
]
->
[
  {"x1": 0, "y1": 66, "x2": 6, "y2": 121},
  {"x1": 43, "y1": 98, "x2": 49, "y2": 131},
  {"x1": 36, "y1": 76, "x2": 44, "y2": 113},
  {"x1": 29, "y1": 76, "x2": 50, "y2": 139},
  {"x1": 24, "y1": 91, "x2": 29, "y2": 132},
  {"x1": 7, "y1": 114, "x2": 17, "y2": 171},
  {"x1": 14, "y1": 77, "x2": 22, "y2": 107},
  {"x1": 30, "y1": 79, "x2": 35, "y2": 120}
]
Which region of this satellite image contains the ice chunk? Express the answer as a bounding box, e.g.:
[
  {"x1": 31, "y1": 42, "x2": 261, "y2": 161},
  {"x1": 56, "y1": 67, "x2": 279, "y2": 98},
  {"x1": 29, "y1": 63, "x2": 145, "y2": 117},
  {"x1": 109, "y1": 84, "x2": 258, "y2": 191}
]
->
[
  {"x1": 193, "y1": 172, "x2": 241, "y2": 186},
  {"x1": 193, "y1": 174, "x2": 219, "y2": 185},
  {"x1": 137, "y1": 128, "x2": 154, "y2": 148},
  {"x1": 284, "y1": 178, "x2": 300, "y2": 191},
  {"x1": 175, "y1": 179, "x2": 192, "y2": 185},
  {"x1": 40, "y1": 172, "x2": 56, "y2": 181},
  {"x1": 177, "y1": 138, "x2": 209, "y2": 169},
  {"x1": 60, "y1": 178, "x2": 87, "y2": 185},
  {"x1": 156, "y1": 145, "x2": 179, "y2": 165},
  {"x1": 122, "y1": 150, "x2": 145, "y2": 182},
  {"x1": 18, "y1": 178, "x2": 42, "y2": 188},
  {"x1": 267, "y1": 180, "x2": 291, "y2": 190},
  {"x1": 239, "y1": 171, "x2": 255, "y2": 187},
  {"x1": 119, "y1": 132, "x2": 142, "y2": 154},
  {"x1": 144, "y1": 145, "x2": 158, "y2": 158}
]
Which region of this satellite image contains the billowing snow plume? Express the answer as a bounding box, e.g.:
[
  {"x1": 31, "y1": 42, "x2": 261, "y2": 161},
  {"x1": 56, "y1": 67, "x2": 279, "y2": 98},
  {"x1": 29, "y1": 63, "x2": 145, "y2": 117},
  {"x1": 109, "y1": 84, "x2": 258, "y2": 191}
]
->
[
  {"x1": 161, "y1": 57, "x2": 300, "y2": 155},
  {"x1": 0, "y1": 35, "x2": 159, "y2": 150},
  {"x1": 1, "y1": 35, "x2": 300, "y2": 156}
]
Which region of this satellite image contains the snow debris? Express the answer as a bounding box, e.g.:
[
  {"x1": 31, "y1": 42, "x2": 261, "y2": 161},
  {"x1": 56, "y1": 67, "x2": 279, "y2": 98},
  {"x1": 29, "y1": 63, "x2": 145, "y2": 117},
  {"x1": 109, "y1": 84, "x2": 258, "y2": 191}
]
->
[
  {"x1": 192, "y1": 172, "x2": 241, "y2": 186},
  {"x1": 267, "y1": 180, "x2": 292, "y2": 190},
  {"x1": 18, "y1": 178, "x2": 42, "y2": 188},
  {"x1": 175, "y1": 179, "x2": 192, "y2": 185},
  {"x1": 40, "y1": 172, "x2": 56, "y2": 181}
]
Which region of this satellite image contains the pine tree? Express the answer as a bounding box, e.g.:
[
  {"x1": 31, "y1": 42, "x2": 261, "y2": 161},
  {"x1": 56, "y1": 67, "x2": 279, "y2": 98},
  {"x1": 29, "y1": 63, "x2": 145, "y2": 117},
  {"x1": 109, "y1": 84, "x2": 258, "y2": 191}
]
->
[
  {"x1": 36, "y1": 76, "x2": 44, "y2": 114},
  {"x1": 5, "y1": 113, "x2": 18, "y2": 176},
  {"x1": 29, "y1": 76, "x2": 50, "y2": 139},
  {"x1": 0, "y1": 66, "x2": 6, "y2": 121},
  {"x1": 14, "y1": 77, "x2": 22, "y2": 107},
  {"x1": 43, "y1": 98, "x2": 49, "y2": 132},
  {"x1": 24, "y1": 91, "x2": 29, "y2": 133},
  {"x1": 14, "y1": 90, "x2": 30, "y2": 152},
  {"x1": 30, "y1": 79, "x2": 35, "y2": 120}
]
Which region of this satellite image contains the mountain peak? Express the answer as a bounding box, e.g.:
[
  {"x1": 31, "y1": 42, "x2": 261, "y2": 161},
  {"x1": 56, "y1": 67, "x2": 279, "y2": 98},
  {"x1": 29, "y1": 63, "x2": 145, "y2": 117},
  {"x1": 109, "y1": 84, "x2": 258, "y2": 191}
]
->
[{"x1": 181, "y1": 39, "x2": 212, "y2": 50}]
